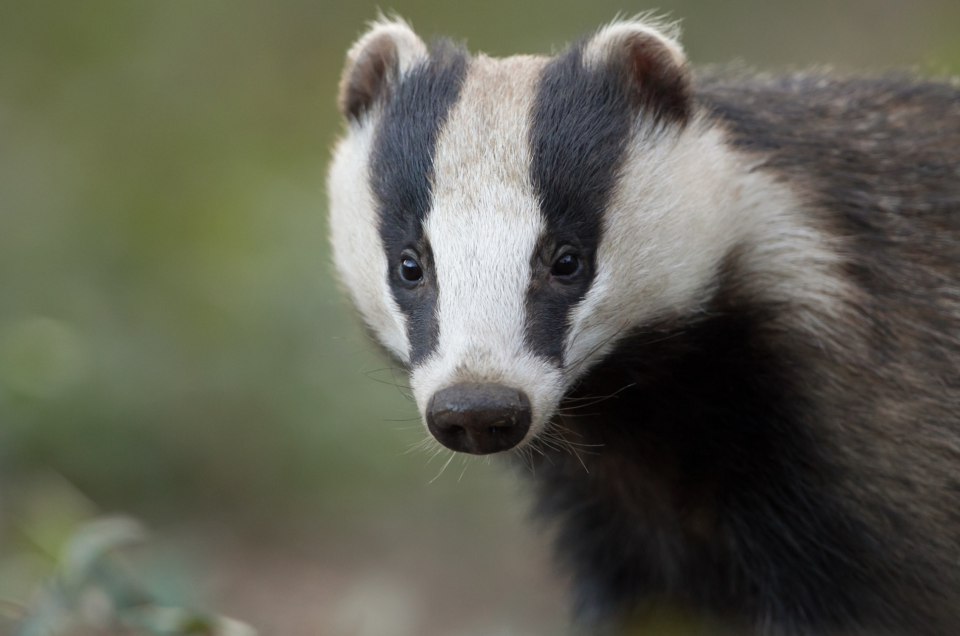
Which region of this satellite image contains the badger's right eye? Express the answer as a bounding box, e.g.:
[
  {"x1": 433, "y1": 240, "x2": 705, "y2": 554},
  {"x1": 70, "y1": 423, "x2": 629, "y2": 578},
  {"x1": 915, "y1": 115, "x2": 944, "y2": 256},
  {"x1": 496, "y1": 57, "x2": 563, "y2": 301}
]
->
[
  {"x1": 551, "y1": 253, "x2": 581, "y2": 278},
  {"x1": 399, "y1": 256, "x2": 424, "y2": 284}
]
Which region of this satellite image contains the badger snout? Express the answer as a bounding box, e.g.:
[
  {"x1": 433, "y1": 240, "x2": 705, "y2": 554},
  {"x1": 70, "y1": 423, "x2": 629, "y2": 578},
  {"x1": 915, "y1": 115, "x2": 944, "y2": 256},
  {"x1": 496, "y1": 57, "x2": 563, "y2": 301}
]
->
[{"x1": 426, "y1": 383, "x2": 532, "y2": 455}]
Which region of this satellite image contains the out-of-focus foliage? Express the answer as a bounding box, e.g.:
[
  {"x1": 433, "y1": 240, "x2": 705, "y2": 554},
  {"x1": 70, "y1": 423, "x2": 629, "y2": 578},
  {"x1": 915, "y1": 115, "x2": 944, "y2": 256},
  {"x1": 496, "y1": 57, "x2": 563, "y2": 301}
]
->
[
  {"x1": 1, "y1": 476, "x2": 255, "y2": 636},
  {"x1": 0, "y1": 1, "x2": 418, "y2": 519},
  {"x1": 0, "y1": 1, "x2": 957, "y2": 634}
]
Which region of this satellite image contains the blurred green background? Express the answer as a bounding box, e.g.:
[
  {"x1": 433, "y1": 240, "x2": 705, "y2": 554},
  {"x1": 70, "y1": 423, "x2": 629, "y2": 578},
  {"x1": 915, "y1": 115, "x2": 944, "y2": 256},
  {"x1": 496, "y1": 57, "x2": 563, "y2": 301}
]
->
[{"x1": 0, "y1": 1, "x2": 958, "y2": 634}]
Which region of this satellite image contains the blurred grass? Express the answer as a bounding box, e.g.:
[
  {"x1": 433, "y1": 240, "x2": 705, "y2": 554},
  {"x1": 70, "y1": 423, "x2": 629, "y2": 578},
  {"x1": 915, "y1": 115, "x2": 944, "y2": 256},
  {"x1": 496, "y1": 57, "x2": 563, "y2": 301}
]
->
[{"x1": 0, "y1": 0, "x2": 957, "y2": 632}]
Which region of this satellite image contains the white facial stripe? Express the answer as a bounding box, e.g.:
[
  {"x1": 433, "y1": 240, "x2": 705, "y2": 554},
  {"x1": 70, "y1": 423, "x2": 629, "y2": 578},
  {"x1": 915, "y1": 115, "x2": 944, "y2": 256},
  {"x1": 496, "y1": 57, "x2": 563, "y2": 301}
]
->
[
  {"x1": 329, "y1": 19, "x2": 436, "y2": 365},
  {"x1": 409, "y1": 55, "x2": 565, "y2": 434},
  {"x1": 327, "y1": 120, "x2": 410, "y2": 361},
  {"x1": 565, "y1": 118, "x2": 848, "y2": 381},
  {"x1": 565, "y1": 125, "x2": 739, "y2": 374}
]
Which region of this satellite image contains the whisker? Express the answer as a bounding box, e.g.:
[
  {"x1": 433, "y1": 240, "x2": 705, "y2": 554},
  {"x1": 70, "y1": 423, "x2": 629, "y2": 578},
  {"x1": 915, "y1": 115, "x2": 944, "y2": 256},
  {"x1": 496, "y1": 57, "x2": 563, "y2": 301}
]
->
[
  {"x1": 515, "y1": 444, "x2": 535, "y2": 477},
  {"x1": 570, "y1": 444, "x2": 589, "y2": 473},
  {"x1": 425, "y1": 446, "x2": 446, "y2": 465},
  {"x1": 525, "y1": 445, "x2": 537, "y2": 477},
  {"x1": 538, "y1": 427, "x2": 592, "y2": 473},
  {"x1": 559, "y1": 383, "x2": 636, "y2": 411},
  {"x1": 565, "y1": 321, "x2": 631, "y2": 375},
  {"x1": 362, "y1": 365, "x2": 409, "y2": 374},
  {"x1": 429, "y1": 451, "x2": 457, "y2": 483},
  {"x1": 543, "y1": 424, "x2": 597, "y2": 470},
  {"x1": 363, "y1": 368, "x2": 412, "y2": 390},
  {"x1": 402, "y1": 436, "x2": 435, "y2": 455},
  {"x1": 362, "y1": 373, "x2": 412, "y2": 391},
  {"x1": 545, "y1": 421, "x2": 605, "y2": 454},
  {"x1": 387, "y1": 366, "x2": 416, "y2": 402},
  {"x1": 531, "y1": 436, "x2": 561, "y2": 455}
]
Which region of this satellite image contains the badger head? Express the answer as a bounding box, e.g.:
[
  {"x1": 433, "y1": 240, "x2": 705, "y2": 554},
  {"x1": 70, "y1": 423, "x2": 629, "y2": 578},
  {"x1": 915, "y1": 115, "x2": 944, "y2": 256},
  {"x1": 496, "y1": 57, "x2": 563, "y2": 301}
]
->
[{"x1": 328, "y1": 17, "x2": 740, "y2": 455}]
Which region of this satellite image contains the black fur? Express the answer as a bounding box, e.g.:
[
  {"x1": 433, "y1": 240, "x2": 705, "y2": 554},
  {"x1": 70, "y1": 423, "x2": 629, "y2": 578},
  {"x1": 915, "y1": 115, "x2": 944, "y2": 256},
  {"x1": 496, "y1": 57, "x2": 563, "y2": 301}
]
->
[
  {"x1": 525, "y1": 43, "x2": 636, "y2": 365},
  {"x1": 371, "y1": 39, "x2": 470, "y2": 365},
  {"x1": 534, "y1": 282, "x2": 909, "y2": 633},
  {"x1": 531, "y1": 74, "x2": 960, "y2": 635}
]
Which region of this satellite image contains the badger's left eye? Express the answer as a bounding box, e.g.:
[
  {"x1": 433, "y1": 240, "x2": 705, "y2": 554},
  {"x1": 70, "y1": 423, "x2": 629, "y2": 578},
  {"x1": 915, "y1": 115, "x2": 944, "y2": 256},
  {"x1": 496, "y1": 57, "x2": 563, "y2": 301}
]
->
[
  {"x1": 551, "y1": 253, "x2": 580, "y2": 278},
  {"x1": 399, "y1": 256, "x2": 424, "y2": 284}
]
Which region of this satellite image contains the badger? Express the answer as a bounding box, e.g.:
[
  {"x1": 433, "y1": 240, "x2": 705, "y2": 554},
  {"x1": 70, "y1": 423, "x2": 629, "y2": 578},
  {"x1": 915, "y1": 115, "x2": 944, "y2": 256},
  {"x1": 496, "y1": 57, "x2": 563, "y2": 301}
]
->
[{"x1": 326, "y1": 15, "x2": 960, "y2": 635}]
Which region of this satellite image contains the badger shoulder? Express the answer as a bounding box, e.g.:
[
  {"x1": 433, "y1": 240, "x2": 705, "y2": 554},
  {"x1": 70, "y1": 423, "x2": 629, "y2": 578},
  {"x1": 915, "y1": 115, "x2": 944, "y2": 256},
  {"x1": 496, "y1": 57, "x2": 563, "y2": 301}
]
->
[
  {"x1": 689, "y1": 71, "x2": 960, "y2": 413},
  {"x1": 695, "y1": 71, "x2": 960, "y2": 276}
]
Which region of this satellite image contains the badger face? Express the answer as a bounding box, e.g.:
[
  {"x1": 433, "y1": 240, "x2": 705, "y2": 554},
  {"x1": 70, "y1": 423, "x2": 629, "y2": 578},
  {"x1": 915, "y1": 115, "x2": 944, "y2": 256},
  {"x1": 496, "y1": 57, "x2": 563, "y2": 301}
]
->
[{"x1": 329, "y1": 18, "x2": 720, "y2": 455}]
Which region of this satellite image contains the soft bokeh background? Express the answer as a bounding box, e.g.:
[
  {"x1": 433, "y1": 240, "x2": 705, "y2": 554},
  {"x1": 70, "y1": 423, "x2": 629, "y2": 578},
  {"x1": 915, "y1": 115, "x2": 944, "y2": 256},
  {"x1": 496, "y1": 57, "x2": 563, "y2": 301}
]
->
[{"x1": 0, "y1": 1, "x2": 958, "y2": 634}]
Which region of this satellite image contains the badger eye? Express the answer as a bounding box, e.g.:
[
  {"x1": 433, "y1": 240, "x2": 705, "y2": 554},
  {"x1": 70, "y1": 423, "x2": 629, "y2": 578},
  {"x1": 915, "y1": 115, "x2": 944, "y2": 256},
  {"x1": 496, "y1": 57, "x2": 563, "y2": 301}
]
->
[
  {"x1": 551, "y1": 253, "x2": 580, "y2": 278},
  {"x1": 399, "y1": 256, "x2": 423, "y2": 284}
]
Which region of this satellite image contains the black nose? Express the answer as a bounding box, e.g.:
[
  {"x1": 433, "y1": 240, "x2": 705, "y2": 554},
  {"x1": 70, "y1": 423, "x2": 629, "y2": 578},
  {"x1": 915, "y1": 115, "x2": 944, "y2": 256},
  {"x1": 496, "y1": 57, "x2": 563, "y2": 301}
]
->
[{"x1": 426, "y1": 383, "x2": 532, "y2": 455}]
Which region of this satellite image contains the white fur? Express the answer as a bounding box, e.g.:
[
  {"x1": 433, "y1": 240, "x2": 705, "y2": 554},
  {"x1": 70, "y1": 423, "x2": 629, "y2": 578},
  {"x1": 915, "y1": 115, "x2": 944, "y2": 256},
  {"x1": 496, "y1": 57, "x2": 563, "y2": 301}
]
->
[
  {"x1": 328, "y1": 121, "x2": 411, "y2": 362},
  {"x1": 328, "y1": 18, "x2": 431, "y2": 363},
  {"x1": 564, "y1": 117, "x2": 849, "y2": 382},
  {"x1": 581, "y1": 17, "x2": 686, "y2": 71},
  {"x1": 343, "y1": 15, "x2": 428, "y2": 81},
  {"x1": 408, "y1": 55, "x2": 567, "y2": 438}
]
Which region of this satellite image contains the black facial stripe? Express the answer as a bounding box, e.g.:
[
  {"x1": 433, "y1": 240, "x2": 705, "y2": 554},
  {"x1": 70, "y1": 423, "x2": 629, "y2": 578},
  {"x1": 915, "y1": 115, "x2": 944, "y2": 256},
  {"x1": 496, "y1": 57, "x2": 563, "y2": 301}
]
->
[
  {"x1": 525, "y1": 43, "x2": 637, "y2": 365},
  {"x1": 371, "y1": 39, "x2": 469, "y2": 366}
]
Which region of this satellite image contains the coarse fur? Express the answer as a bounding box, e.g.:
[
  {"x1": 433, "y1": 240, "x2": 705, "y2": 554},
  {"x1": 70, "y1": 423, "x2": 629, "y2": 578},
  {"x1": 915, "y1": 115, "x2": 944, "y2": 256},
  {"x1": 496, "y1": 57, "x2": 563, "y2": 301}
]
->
[{"x1": 327, "y1": 15, "x2": 960, "y2": 636}]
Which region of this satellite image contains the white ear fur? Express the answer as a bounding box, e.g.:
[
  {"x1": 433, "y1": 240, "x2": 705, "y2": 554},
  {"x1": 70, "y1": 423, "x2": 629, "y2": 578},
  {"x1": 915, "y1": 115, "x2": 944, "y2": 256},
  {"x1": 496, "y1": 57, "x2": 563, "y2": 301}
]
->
[
  {"x1": 583, "y1": 18, "x2": 691, "y2": 124},
  {"x1": 338, "y1": 16, "x2": 428, "y2": 121},
  {"x1": 582, "y1": 18, "x2": 686, "y2": 69}
]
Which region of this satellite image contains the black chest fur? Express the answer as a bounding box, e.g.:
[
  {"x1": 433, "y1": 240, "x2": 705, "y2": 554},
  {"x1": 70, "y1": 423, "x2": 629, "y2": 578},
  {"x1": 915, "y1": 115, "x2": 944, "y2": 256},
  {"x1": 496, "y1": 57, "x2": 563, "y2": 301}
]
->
[{"x1": 530, "y1": 300, "x2": 910, "y2": 632}]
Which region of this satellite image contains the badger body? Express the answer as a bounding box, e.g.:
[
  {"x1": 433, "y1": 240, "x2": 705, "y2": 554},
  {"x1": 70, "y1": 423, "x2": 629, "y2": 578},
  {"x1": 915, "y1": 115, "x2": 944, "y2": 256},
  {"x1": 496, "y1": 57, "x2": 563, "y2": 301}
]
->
[{"x1": 327, "y1": 18, "x2": 960, "y2": 635}]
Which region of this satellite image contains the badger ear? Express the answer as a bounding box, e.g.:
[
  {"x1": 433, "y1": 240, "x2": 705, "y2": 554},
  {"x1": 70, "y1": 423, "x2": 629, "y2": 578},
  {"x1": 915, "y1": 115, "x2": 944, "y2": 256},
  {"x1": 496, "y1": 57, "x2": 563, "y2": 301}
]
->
[
  {"x1": 583, "y1": 19, "x2": 691, "y2": 125},
  {"x1": 338, "y1": 17, "x2": 428, "y2": 121}
]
